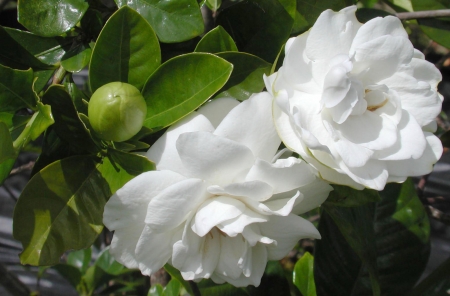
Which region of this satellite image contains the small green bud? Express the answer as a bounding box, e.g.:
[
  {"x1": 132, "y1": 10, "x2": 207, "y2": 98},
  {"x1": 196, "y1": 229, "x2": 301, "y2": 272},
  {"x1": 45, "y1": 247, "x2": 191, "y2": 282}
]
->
[{"x1": 88, "y1": 82, "x2": 147, "y2": 142}]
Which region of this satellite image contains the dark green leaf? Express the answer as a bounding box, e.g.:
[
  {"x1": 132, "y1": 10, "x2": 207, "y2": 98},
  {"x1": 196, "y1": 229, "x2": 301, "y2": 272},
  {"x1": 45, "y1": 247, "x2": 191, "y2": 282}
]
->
[
  {"x1": 355, "y1": 8, "x2": 392, "y2": 23},
  {"x1": 0, "y1": 122, "x2": 16, "y2": 164},
  {"x1": 195, "y1": 26, "x2": 238, "y2": 53},
  {"x1": 52, "y1": 264, "x2": 83, "y2": 289},
  {"x1": 108, "y1": 148, "x2": 155, "y2": 176},
  {"x1": 33, "y1": 69, "x2": 55, "y2": 93},
  {"x1": 247, "y1": 261, "x2": 290, "y2": 296},
  {"x1": 142, "y1": 53, "x2": 233, "y2": 129},
  {"x1": 215, "y1": 52, "x2": 271, "y2": 101},
  {"x1": 64, "y1": 76, "x2": 89, "y2": 115},
  {"x1": 114, "y1": 0, "x2": 204, "y2": 43},
  {"x1": 0, "y1": 65, "x2": 38, "y2": 112},
  {"x1": 216, "y1": 0, "x2": 296, "y2": 62},
  {"x1": 205, "y1": 0, "x2": 222, "y2": 11},
  {"x1": 13, "y1": 156, "x2": 111, "y2": 265},
  {"x1": 42, "y1": 85, "x2": 98, "y2": 154},
  {"x1": 294, "y1": 252, "x2": 316, "y2": 296},
  {"x1": 2, "y1": 27, "x2": 73, "y2": 65},
  {"x1": 315, "y1": 179, "x2": 430, "y2": 296},
  {"x1": 325, "y1": 185, "x2": 381, "y2": 207},
  {"x1": 67, "y1": 248, "x2": 92, "y2": 274},
  {"x1": 411, "y1": 0, "x2": 450, "y2": 48},
  {"x1": 13, "y1": 103, "x2": 55, "y2": 150},
  {"x1": 296, "y1": 0, "x2": 355, "y2": 26},
  {"x1": 61, "y1": 42, "x2": 92, "y2": 73},
  {"x1": 164, "y1": 264, "x2": 194, "y2": 295},
  {"x1": 0, "y1": 157, "x2": 16, "y2": 185},
  {"x1": 80, "y1": 9, "x2": 104, "y2": 40},
  {"x1": 18, "y1": 0, "x2": 89, "y2": 37},
  {"x1": 411, "y1": 256, "x2": 450, "y2": 296},
  {"x1": 0, "y1": 27, "x2": 55, "y2": 70},
  {"x1": 201, "y1": 282, "x2": 248, "y2": 296},
  {"x1": 89, "y1": 6, "x2": 161, "y2": 92}
]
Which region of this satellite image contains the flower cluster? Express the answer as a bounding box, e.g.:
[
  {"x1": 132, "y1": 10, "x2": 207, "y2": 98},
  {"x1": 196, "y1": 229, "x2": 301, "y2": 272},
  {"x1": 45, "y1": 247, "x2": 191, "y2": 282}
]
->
[{"x1": 103, "y1": 5, "x2": 443, "y2": 288}]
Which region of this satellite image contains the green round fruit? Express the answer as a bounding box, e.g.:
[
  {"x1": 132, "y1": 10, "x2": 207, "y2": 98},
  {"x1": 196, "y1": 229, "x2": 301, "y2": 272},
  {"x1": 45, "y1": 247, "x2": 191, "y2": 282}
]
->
[{"x1": 88, "y1": 82, "x2": 147, "y2": 142}]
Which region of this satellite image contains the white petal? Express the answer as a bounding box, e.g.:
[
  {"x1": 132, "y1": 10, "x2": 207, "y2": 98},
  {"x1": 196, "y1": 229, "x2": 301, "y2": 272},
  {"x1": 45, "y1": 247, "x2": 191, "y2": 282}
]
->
[
  {"x1": 245, "y1": 157, "x2": 316, "y2": 194},
  {"x1": 282, "y1": 31, "x2": 314, "y2": 87},
  {"x1": 218, "y1": 208, "x2": 268, "y2": 237},
  {"x1": 146, "y1": 113, "x2": 214, "y2": 174},
  {"x1": 291, "y1": 178, "x2": 333, "y2": 215},
  {"x1": 145, "y1": 178, "x2": 207, "y2": 232},
  {"x1": 197, "y1": 98, "x2": 240, "y2": 128},
  {"x1": 259, "y1": 191, "x2": 301, "y2": 216},
  {"x1": 216, "y1": 234, "x2": 248, "y2": 280},
  {"x1": 207, "y1": 180, "x2": 273, "y2": 202},
  {"x1": 260, "y1": 214, "x2": 320, "y2": 260},
  {"x1": 108, "y1": 225, "x2": 143, "y2": 269},
  {"x1": 214, "y1": 92, "x2": 281, "y2": 162},
  {"x1": 103, "y1": 170, "x2": 186, "y2": 231},
  {"x1": 333, "y1": 138, "x2": 373, "y2": 168},
  {"x1": 135, "y1": 225, "x2": 179, "y2": 276},
  {"x1": 305, "y1": 6, "x2": 361, "y2": 61},
  {"x1": 343, "y1": 160, "x2": 388, "y2": 190},
  {"x1": 176, "y1": 131, "x2": 255, "y2": 185},
  {"x1": 192, "y1": 196, "x2": 246, "y2": 237}
]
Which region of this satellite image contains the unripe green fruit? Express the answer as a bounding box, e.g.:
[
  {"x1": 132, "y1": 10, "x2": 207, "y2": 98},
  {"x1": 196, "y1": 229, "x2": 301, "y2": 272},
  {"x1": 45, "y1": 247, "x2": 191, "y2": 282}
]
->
[{"x1": 88, "y1": 82, "x2": 147, "y2": 142}]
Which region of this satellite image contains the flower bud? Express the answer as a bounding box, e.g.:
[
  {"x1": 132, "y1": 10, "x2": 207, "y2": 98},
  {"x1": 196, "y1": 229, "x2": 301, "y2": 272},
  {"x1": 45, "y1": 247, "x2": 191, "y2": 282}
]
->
[{"x1": 88, "y1": 82, "x2": 147, "y2": 142}]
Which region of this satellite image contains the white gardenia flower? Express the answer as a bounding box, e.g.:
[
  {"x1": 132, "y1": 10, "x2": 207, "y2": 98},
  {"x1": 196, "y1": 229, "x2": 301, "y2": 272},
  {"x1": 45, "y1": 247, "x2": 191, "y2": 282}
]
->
[
  {"x1": 103, "y1": 93, "x2": 332, "y2": 287},
  {"x1": 265, "y1": 6, "x2": 443, "y2": 190}
]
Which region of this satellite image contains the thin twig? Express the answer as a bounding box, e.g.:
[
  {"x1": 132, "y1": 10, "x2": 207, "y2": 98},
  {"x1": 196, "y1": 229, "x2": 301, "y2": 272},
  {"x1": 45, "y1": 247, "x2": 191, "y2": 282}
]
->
[
  {"x1": 426, "y1": 205, "x2": 450, "y2": 225},
  {"x1": 189, "y1": 281, "x2": 202, "y2": 296},
  {"x1": 9, "y1": 161, "x2": 35, "y2": 176},
  {"x1": 396, "y1": 9, "x2": 450, "y2": 20}
]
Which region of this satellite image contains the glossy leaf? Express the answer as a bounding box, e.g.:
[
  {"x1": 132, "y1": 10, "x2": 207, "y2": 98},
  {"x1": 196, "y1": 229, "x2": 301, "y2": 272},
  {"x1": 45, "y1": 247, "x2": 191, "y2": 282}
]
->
[
  {"x1": 13, "y1": 103, "x2": 54, "y2": 150},
  {"x1": 325, "y1": 185, "x2": 381, "y2": 207},
  {"x1": 67, "y1": 248, "x2": 92, "y2": 274},
  {"x1": 13, "y1": 156, "x2": 111, "y2": 265},
  {"x1": 215, "y1": 52, "x2": 271, "y2": 101},
  {"x1": 115, "y1": 0, "x2": 204, "y2": 43},
  {"x1": 164, "y1": 279, "x2": 182, "y2": 296},
  {"x1": 42, "y1": 85, "x2": 98, "y2": 154},
  {"x1": 2, "y1": 27, "x2": 73, "y2": 65},
  {"x1": 315, "y1": 179, "x2": 430, "y2": 296},
  {"x1": 294, "y1": 252, "x2": 316, "y2": 296},
  {"x1": 33, "y1": 69, "x2": 55, "y2": 93},
  {"x1": 296, "y1": 0, "x2": 355, "y2": 26},
  {"x1": 0, "y1": 65, "x2": 38, "y2": 113},
  {"x1": 18, "y1": 0, "x2": 89, "y2": 37},
  {"x1": 0, "y1": 27, "x2": 55, "y2": 70},
  {"x1": 0, "y1": 122, "x2": 16, "y2": 164},
  {"x1": 216, "y1": 0, "x2": 296, "y2": 62},
  {"x1": 61, "y1": 43, "x2": 92, "y2": 73},
  {"x1": 142, "y1": 53, "x2": 233, "y2": 129},
  {"x1": 195, "y1": 26, "x2": 238, "y2": 53},
  {"x1": 411, "y1": 0, "x2": 450, "y2": 48},
  {"x1": 89, "y1": 6, "x2": 161, "y2": 92}
]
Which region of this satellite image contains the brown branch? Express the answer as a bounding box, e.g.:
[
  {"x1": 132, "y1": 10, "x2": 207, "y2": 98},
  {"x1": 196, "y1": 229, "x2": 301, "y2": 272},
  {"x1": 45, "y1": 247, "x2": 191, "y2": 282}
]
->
[
  {"x1": 426, "y1": 205, "x2": 450, "y2": 225},
  {"x1": 9, "y1": 161, "x2": 35, "y2": 176},
  {"x1": 396, "y1": 9, "x2": 450, "y2": 20}
]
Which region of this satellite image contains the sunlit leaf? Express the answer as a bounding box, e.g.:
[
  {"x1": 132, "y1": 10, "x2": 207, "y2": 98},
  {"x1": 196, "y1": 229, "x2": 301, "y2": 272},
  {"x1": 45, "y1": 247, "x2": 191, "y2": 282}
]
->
[
  {"x1": 205, "y1": 0, "x2": 222, "y2": 11},
  {"x1": 13, "y1": 156, "x2": 111, "y2": 265},
  {"x1": 142, "y1": 53, "x2": 233, "y2": 129},
  {"x1": 67, "y1": 248, "x2": 92, "y2": 274},
  {"x1": 18, "y1": 0, "x2": 89, "y2": 37},
  {"x1": 89, "y1": 6, "x2": 161, "y2": 92},
  {"x1": 294, "y1": 252, "x2": 316, "y2": 296},
  {"x1": 115, "y1": 0, "x2": 204, "y2": 43}
]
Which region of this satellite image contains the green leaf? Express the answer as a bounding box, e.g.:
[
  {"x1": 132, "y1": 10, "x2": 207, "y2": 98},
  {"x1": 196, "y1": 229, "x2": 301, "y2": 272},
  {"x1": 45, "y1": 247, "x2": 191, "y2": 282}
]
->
[
  {"x1": 355, "y1": 8, "x2": 392, "y2": 23},
  {"x1": 2, "y1": 27, "x2": 73, "y2": 66},
  {"x1": 215, "y1": 52, "x2": 271, "y2": 101},
  {"x1": 13, "y1": 156, "x2": 111, "y2": 266},
  {"x1": 89, "y1": 6, "x2": 161, "y2": 92},
  {"x1": 115, "y1": 0, "x2": 204, "y2": 43},
  {"x1": 148, "y1": 284, "x2": 164, "y2": 296},
  {"x1": 164, "y1": 278, "x2": 182, "y2": 296},
  {"x1": 294, "y1": 252, "x2": 316, "y2": 296},
  {"x1": 325, "y1": 185, "x2": 381, "y2": 207},
  {"x1": 195, "y1": 26, "x2": 238, "y2": 53},
  {"x1": 411, "y1": 0, "x2": 450, "y2": 48},
  {"x1": 164, "y1": 264, "x2": 194, "y2": 295},
  {"x1": 61, "y1": 42, "x2": 92, "y2": 73},
  {"x1": 13, "y1": 103, "x2": 55, "y2": 150},
  {"x1": 108, "y1": 148, "x2": 155, "y2": 176},
  {"x1": 205, "y1": 0, "x2": 222, "y2": 11},
  {"x1": 33, "y1": 69, "x2": 55, "y2": 93},
  {"x1": 52, "y1": 264, "x2": 83, "y2": 289},
  {"x1": 411, "y1": 256, "x2": 450, "y2": 296},
  {"x1": 0, "y1": 65, "x2": 38, "y2": 112},
  {"x1": 216, "y1": 0, "x2": 296, "y2": 62},
  {"x1": 247, "y1": 261, "x2": 290, "y2": 296},
  {"x1": 0, "y1": 122, "x2": 16, "y2": 164},
  {"x1": 67, "y1": 248, "x2": 92, "y2": 274},
  {"x1": 142, "y1": 53, "x2": 233, "y2": 129},
  {"x1": 42, "y1": 85, "x2": 98, "y2": 154},
  {"x1": 296, "y1": 0, "x2": 355, "y2": 27},
  {"x1": 18, "y1": 0, "x2": 89, "y2": 37},
  {"x1": 95, "y1": 247, "x2": 126, "y2": 276},
  {"x1": 315, "y1": 179, "x2": 430, "y2": 296},
  {"x1": 64, "y1": 76, "x2": 89, "y2": 115},
  {"x1": 0, "y1": 27, "x2": 55, "y2": 70},
  {"x1": 200, "y1": 282, "x2": 249, "y2": 296},
  {"x1": 0, "y1": 158, "x2": 16, "y2": 185}
]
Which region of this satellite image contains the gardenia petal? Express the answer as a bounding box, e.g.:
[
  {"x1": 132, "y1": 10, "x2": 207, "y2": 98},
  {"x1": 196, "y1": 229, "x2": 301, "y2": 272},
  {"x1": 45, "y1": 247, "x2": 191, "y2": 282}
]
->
[
  {"x1": 267, "y1": 5, "x2": 443, "y2": 190},
  {"x1": 103, "y1": 95, "x2": 333, "y2": 287}
]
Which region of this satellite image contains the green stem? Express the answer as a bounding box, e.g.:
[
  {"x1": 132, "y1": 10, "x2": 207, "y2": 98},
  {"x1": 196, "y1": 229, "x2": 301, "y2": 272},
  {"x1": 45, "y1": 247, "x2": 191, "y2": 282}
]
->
[{"x1": 52, "y1": 66, "x2": 67, "y2": 85}]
